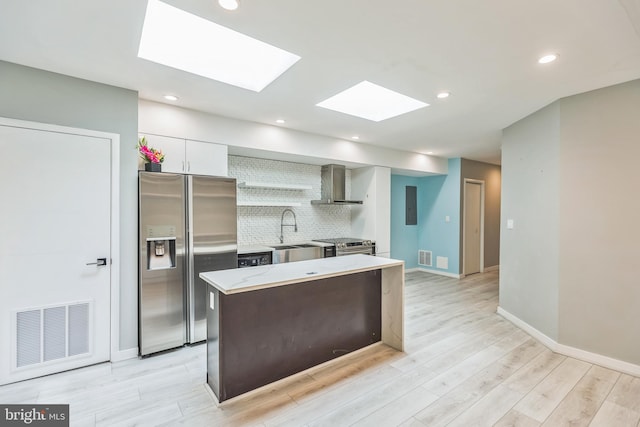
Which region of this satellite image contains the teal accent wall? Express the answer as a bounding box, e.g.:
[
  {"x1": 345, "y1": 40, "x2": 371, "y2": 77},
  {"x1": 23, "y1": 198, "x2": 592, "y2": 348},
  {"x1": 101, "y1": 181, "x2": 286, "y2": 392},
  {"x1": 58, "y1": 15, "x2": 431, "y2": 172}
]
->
[
  {"x1": 391, "y1": 158, "x2": 462, "y2": 274},
  {"x1": 390, "y1": 175, "x2": 420, "y2": 269},
  {"x1": 418, "y1": 158, "x2": 461, "y2": 274}
]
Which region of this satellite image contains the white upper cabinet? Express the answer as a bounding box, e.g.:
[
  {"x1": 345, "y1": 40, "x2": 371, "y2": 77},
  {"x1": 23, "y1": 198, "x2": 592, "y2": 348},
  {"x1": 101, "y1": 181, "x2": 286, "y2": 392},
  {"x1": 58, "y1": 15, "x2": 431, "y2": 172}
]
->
[
  {"x1": 141, "y1": 134, "x2": 184, "y2": 173},
  {"x1": 185, "y1": 139, "x2": 227, "y2": 176},
  {"x1": 139, "y1": 134, "x2": 228, "y2": 176}
]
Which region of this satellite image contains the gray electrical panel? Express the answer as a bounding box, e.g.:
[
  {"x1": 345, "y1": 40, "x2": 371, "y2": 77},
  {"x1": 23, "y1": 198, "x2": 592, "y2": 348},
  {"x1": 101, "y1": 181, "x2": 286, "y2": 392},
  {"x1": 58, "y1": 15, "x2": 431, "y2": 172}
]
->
[{"x1": 406, "y1": 186, "x2": 417, "y2": 225}]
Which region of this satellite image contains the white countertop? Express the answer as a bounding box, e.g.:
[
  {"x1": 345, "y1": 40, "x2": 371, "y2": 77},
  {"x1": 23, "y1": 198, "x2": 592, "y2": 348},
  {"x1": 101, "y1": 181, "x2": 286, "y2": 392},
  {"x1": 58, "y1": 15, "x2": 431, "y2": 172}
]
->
[{"x1": 200, "y1": 254, "x2": 404, "y2": 295}]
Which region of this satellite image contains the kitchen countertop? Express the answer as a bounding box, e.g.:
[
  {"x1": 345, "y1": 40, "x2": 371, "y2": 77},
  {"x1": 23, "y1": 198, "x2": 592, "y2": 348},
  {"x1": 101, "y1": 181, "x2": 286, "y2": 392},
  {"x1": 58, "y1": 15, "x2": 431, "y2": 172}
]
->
[
  {"x1": 237, "y1": 241, "x2": 333, "y2": 255},
  {"x1": 204, "y1": 253, "x2": 405, "y2": 403},
  {"x1": 200, "y1": 254, "x2": 403, "y2": 295},
  {"x1": 237, "y1": 245, "x2": 274, "y2": 255}
]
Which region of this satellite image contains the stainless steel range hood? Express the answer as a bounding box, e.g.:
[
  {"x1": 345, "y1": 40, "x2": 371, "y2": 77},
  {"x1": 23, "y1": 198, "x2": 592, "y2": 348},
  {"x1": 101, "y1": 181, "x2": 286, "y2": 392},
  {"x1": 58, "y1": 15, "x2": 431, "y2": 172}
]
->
[{"x1": 311, "y1": 164, "x2": 363, "y2": 205}]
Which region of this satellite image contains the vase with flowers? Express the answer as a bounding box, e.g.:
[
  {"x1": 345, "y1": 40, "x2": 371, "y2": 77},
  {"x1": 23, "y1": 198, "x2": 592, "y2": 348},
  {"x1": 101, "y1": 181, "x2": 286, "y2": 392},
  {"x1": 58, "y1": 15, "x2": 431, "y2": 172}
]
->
[{"x1": 138, "y1": 136, "x2": 165, "y2": 172}]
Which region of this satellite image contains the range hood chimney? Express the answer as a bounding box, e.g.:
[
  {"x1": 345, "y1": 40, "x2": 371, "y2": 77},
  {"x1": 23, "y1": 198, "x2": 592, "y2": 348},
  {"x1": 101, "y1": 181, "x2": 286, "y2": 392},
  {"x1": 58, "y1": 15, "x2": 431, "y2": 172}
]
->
[{"x1": 311, "y1": 164, "x2": 363, "y2": 205}]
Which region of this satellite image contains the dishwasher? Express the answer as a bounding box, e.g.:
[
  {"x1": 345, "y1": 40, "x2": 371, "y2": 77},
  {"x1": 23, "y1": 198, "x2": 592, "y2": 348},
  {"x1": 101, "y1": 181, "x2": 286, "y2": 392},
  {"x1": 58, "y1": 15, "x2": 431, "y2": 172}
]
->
[{"x1": 237, "y1": 251, "x2": 272, "y2": 268}]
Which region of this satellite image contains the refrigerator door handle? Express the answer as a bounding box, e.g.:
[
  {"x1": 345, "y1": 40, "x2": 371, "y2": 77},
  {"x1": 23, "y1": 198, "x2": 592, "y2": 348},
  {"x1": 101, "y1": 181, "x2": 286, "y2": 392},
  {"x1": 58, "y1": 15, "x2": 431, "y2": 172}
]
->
[{"x1": 186, "y1": 175, "x2": 196, "y2": 343}]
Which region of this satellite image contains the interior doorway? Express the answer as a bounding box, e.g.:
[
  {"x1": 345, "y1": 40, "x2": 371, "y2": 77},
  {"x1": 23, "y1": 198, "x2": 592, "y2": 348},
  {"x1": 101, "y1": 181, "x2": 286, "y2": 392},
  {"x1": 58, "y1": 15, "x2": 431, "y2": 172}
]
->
[
  {"x1": 0, "y1": 117, "x2": 119, "y2": 384},
  {"x1": 463, "y1": 179, "x2": 484, "y2": 276}
]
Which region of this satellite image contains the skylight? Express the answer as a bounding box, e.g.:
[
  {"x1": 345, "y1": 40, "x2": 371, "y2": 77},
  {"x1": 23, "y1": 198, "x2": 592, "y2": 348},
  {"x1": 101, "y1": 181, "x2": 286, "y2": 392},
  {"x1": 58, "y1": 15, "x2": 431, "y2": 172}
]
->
[
  {"x1": 316, "y1": 81, "x2": 429, "y2": 122},
  {"x1": 138, "y1": 0, "x2": 300, "y2": 92}
]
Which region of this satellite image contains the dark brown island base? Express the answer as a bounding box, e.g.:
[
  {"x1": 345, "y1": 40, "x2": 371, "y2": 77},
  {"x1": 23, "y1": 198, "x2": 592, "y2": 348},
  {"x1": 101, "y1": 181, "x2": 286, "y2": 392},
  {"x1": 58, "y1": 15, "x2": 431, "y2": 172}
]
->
[{"x1": 200, "y1": 255, "x2": 404, "y2": 403}]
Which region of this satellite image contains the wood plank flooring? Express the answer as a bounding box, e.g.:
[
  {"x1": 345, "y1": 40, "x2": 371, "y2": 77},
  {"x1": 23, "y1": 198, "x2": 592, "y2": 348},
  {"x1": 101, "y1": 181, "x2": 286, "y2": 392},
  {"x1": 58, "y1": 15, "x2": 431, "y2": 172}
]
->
[{"x1": 1, "y1": 270, "x2": 639, "y2": 426}]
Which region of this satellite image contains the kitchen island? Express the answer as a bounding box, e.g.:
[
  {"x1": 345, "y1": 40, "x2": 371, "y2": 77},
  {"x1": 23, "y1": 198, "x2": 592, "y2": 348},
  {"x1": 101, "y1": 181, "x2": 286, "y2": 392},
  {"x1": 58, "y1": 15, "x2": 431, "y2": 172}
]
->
[{"x1": 200, "y1": 255, "x2": 404, "y2": 403}]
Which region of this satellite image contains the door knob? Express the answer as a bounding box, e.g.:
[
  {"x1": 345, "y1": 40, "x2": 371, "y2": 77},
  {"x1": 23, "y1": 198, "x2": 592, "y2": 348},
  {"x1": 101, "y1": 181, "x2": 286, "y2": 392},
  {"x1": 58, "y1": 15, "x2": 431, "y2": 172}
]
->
[{"x1": 86, "y1": 258, "x2": 107, "y2": 266}]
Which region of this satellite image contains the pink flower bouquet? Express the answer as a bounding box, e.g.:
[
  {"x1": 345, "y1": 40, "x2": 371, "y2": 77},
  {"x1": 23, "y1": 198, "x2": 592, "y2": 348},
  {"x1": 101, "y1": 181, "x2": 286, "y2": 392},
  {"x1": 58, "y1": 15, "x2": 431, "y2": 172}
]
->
[{"x1": 138, "y1": 137, "x2": 165, "y2": 164}]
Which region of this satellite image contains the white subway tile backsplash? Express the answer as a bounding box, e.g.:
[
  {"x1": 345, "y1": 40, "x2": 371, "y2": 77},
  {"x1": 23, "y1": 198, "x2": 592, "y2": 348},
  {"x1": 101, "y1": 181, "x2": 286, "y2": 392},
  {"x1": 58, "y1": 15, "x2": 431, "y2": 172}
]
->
[{"x1": 229, "y1": 156, "x2": 352, "y2": 245}]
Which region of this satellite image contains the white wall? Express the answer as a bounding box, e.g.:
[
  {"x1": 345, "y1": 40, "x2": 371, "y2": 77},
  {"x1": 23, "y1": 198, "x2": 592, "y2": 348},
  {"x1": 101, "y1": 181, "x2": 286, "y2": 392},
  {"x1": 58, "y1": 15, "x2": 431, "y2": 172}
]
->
[
  {"x1": 229, "y1": 156, "x2": 352, "y2": 244},
  {"x1": 138, "y1": 99, "x2": 448, "y2": 175},
  {"x1": 351, "y1": 166, "x2": 391, "y2": 257},
  {"x1": 501, "y1": 79, "x2": 640, "y2": 368}
]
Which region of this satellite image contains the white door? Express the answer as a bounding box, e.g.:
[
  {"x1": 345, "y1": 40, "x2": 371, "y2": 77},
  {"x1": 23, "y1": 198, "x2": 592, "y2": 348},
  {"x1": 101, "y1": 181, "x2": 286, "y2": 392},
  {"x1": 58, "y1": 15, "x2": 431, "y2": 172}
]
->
[
  {"x1": 464, "y1": 181, "x2": 482, "y2": 275},
  {"x1": 0, "y1": 123, "x2": 112, "y2": 384}
]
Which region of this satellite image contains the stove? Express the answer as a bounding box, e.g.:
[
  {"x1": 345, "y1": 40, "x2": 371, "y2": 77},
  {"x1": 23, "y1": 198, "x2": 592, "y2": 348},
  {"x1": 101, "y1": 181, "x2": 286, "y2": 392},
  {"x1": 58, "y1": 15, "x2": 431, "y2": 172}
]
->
[{"x1": 312, "y1": 238, "x2": 375, "y2": 256}]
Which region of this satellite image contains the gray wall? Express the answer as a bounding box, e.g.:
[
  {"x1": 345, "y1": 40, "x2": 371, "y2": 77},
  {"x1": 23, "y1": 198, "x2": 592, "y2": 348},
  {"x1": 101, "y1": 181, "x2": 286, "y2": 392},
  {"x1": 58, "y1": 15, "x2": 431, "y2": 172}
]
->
[
  {"x1": 501, "y1": 79, "x2": 640, "y2": 364},
  {"x1": 460, "y1": 159, "x2": 501, "y2": 269},
  {"x1": 0, "y1": 60, "x2": 139, "y2": 352},
  {"x1": 501, "y1": 102, "x2": 560, "y2": 341},
  {"x1": 557, "y1": 80, "x2": 640, "y2": 363}
]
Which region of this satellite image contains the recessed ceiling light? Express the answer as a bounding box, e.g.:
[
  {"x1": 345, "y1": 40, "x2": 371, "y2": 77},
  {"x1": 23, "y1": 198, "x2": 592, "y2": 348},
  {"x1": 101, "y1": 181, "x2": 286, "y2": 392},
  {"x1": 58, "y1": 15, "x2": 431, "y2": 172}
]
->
[
  {"x1": 316, "y1": 81, "x2": 429, "y2": 122},
  {"x1": 138, "y1": 0, "x2": 300, "y2": 92},
  {"x1": 538, "y1": 54, "x2": 558, "y2": 64},
  {"x1": 218, "y1": 0, "x2": 239, "y2": 10},
  {"x1": 276, "y1": 119, "x2": 285, "y2": 124},
  {"x1": 436, "y1": 92, "x2": 450, "y2": 99},
  {"x1": 351, "y1": 136, "x2": 360, "y2": 140},
  {"x1": 163, "y1": 94, "x2": 178, "y2": 101}
]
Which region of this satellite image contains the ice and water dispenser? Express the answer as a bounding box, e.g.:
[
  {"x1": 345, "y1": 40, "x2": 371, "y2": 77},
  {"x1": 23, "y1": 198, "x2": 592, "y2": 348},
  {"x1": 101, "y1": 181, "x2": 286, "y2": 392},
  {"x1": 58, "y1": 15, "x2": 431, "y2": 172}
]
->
[{"x1": 146, "y1": 225, "x2": 177, "y2": 270}]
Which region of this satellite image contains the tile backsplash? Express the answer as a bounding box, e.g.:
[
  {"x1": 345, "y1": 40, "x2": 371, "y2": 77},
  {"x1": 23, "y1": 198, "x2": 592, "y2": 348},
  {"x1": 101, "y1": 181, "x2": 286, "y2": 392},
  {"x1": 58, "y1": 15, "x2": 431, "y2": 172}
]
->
[{"x1": 228, "y1": 156, "x2": 352, "y2": 245}]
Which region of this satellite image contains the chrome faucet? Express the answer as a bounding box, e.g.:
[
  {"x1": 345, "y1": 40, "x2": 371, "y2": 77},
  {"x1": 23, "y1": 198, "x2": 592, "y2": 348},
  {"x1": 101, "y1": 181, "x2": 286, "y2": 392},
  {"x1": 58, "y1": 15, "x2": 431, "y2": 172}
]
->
[{"x1": 280, "y1": 208, "x2": 298, "y2": 243}]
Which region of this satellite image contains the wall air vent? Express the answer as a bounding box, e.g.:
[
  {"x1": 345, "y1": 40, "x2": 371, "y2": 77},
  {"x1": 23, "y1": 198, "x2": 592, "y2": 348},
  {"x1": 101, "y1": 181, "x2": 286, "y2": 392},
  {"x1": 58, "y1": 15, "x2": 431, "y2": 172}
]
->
[
  {"x1": 418, "y1": 250, "x2": 432, "y2": 267},
  {"x1": 436, "y1": 256, "x2": 449, "y2": 270},
  {"x1": 15, "y1": 302, "x2": 91, "y2": 369}
]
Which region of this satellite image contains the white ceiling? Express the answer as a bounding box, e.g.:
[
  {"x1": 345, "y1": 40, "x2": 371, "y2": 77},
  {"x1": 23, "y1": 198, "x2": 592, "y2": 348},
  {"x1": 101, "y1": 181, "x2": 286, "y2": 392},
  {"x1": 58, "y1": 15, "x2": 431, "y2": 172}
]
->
[{"x1": 2, "y1": 0, "x2": 640, "y2": 164}]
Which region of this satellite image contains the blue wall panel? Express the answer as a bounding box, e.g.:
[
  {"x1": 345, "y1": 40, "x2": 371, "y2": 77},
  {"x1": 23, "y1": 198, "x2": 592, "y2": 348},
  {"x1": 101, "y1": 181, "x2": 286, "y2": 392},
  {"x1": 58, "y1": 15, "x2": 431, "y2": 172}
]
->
[
  {"x1": 390, "y1": 159, "x2": 462, "y2": 274},
  {"x1": 390, "y1": 175, "x2": 420, "y2": 269},
  {"x1": 418, "y1": 158, "x2": 461, "y2": 274}
]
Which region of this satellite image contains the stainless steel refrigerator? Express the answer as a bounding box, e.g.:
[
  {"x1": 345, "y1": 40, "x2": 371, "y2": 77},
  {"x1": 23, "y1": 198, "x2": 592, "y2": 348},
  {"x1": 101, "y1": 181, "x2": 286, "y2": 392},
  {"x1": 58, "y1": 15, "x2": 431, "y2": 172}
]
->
[{"x1": 138, "y1": 172, "x2": 237, "y2": 356}]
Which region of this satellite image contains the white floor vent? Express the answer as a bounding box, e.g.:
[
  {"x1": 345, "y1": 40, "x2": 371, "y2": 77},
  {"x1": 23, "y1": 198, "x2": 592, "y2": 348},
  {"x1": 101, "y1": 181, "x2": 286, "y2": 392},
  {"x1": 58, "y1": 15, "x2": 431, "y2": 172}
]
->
[
  {"x1": 418, "y1": 250, "x2": 433, "y2": 267},
  {"x1": 15, "y1": 302, "x2": 91, "y2": 368}
]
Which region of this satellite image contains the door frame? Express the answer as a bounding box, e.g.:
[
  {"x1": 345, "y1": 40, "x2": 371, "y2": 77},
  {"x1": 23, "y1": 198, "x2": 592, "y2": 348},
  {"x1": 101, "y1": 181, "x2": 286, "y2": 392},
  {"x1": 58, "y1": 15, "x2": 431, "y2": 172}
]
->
[
  {"x1": 462, "y1": 178, "x2": 485, "y2": 277},
  {"x1": 0, "y1": 116, "x2": 121, "y2": 362}
]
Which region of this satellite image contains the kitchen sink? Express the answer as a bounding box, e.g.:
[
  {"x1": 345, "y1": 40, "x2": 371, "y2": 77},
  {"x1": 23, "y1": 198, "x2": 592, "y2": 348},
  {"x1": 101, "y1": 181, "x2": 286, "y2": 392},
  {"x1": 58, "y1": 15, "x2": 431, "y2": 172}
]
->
[
  {"x1": 288, "y1": 243, "x2": 319, "y2": 248},
  {"x1": 269, "y1": 245, "x2": 299, "y2": 250},
  {"x1": 269, "y1": 243, "x2": 323, "y2": 264}
]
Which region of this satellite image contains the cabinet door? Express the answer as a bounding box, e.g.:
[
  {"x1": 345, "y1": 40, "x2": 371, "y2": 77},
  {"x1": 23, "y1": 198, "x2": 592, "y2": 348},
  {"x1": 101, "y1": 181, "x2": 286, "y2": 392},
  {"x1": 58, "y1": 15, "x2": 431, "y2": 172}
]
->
[
  {"x1": 185, "y1": 139, "x2": 228, "y2": 176},
  {"x1": 139, "y1": 134, "x2": 185, "y2": 173}
]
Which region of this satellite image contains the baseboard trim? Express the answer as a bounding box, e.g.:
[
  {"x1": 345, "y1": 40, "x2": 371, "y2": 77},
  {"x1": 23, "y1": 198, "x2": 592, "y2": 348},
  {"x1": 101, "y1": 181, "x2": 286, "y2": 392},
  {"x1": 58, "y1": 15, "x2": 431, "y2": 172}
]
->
[
  {"x1": 416, "y1": 267, "x2": 463, "y2": 279},
  {"x1": 496, "y1": 307, "x2": 557, "y2": 350},
  {"x1": 555, "y1": 343, "x2": 640, "y2": 378},
  {"x1": 111, "y1": 347, "x2": 138, "y2": 363},
  {"x1": 483, "y1": 265, "x2": 500, "y2": 272},
  {"x1": 497, "y1": 306, "x2": 640, "y2": 377}
]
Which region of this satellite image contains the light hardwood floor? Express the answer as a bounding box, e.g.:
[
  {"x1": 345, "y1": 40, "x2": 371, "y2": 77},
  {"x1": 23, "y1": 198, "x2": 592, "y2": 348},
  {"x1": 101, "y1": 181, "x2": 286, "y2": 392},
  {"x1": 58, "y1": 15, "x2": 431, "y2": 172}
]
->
[{"x1": 1, "y1": 270, "x2": 639, "y2": 426}]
